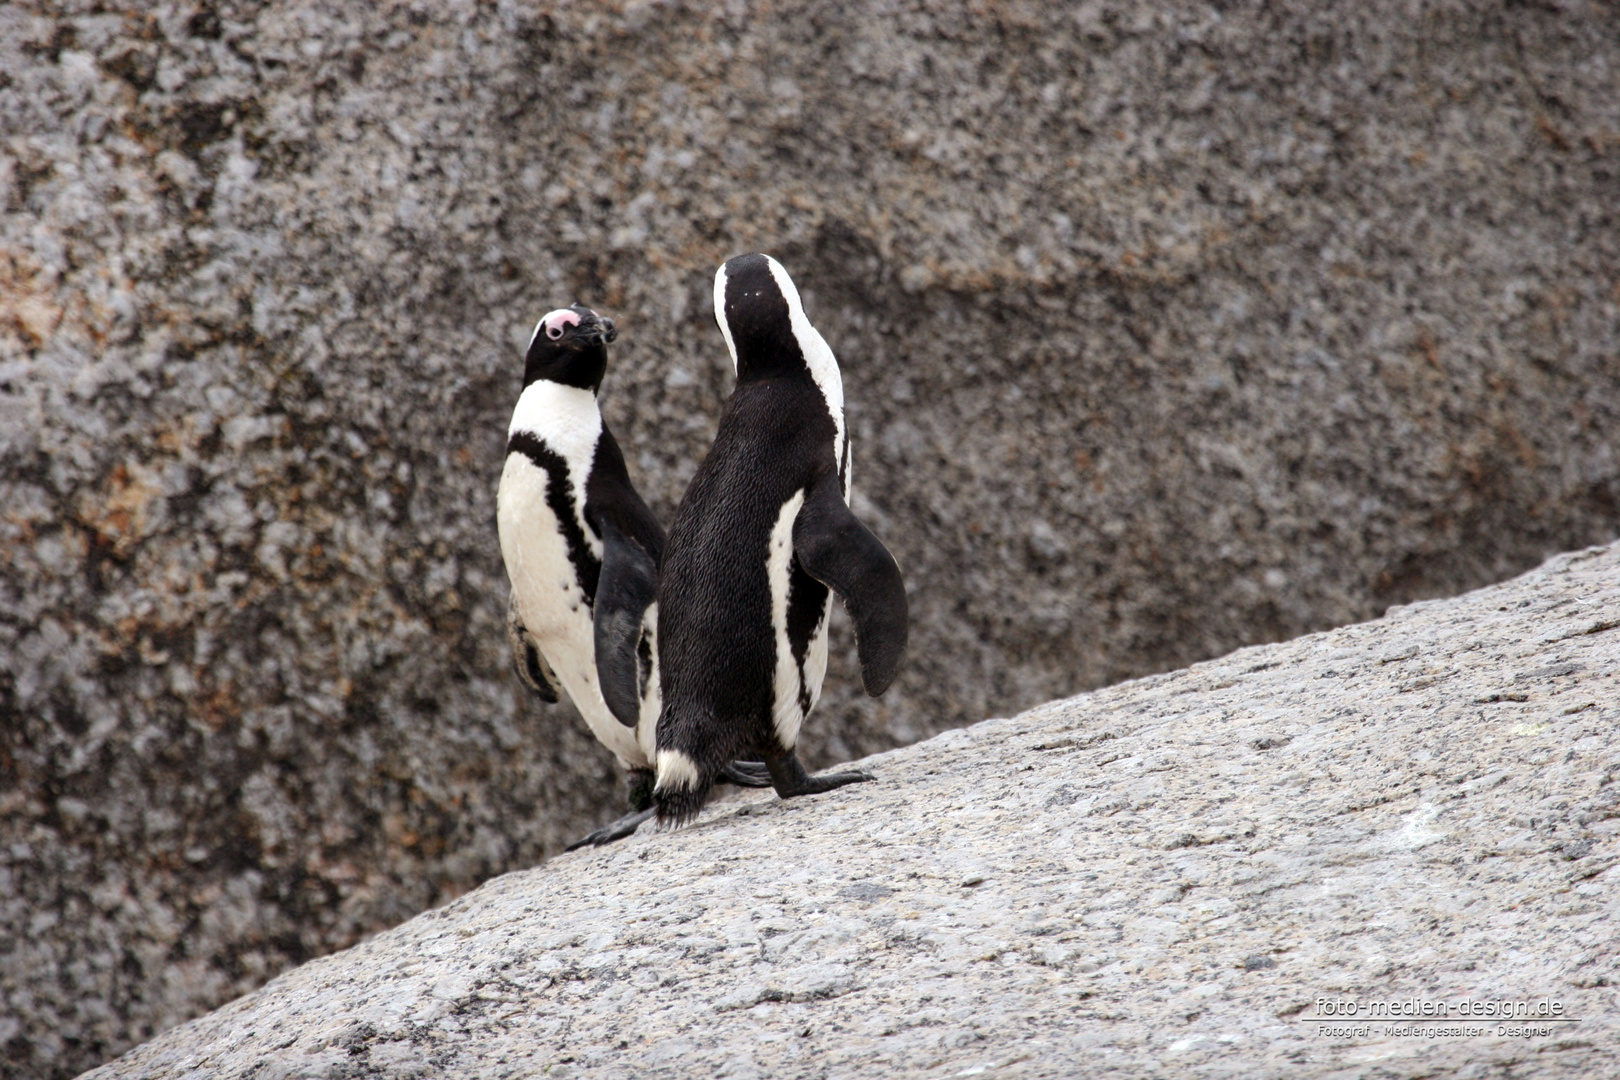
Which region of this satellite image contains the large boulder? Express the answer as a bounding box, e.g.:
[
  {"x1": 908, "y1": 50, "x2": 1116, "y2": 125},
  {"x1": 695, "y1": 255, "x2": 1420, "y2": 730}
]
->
[
  {"x1": 2, "y1": 1, "x2": 1616, "y2": 1076},
  {"x1": 84, "y1": 543, "x2": 1620, "y2": 1079}
]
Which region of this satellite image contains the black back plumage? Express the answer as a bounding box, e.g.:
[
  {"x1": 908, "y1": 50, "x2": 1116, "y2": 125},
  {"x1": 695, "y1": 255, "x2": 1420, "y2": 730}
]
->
[{"x1": 656, "y1": 377, "x2": 838, "y2": 763}]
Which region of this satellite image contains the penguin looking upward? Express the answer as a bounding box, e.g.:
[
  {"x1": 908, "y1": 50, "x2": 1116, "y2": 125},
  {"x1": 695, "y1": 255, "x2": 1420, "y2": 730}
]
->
[
  {"x1": 635, "y1": 254, "x2": 908, "y2": 827},
  {"x1": 497, "y1": 304, "x2": 768, "y2": 850}
]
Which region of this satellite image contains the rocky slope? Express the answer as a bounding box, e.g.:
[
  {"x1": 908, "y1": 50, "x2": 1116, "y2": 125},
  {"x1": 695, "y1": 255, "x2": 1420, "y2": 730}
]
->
[
  {"x1": 3, "y1": 1, "x2": 1618, "y2": 1076},
  {"x1": 84, "y1": 542, "x2": 1620, "y2": 1079}
]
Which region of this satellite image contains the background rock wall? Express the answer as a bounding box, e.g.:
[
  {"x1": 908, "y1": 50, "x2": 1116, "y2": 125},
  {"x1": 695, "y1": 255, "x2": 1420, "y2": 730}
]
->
[{"x1": 1, "y1": 1, "x2": 1616, "y2": 1077}]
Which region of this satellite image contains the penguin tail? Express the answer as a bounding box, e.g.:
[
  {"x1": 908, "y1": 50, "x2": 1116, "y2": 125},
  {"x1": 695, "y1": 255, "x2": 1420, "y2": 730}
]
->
[
  {"x1": 652, "y1": 702, "x2": 743, "y2": 828},
  {"x1": 652, "y1": 746, "x2": 715, "y2": 829}
]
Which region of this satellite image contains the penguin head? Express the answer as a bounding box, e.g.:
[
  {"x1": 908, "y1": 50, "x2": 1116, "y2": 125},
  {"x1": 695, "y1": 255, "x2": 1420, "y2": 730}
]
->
[
  {"x1": 713, "y1": 254, "x2": 799, "y2": 381},
  {"x1": 714, "y1": 253, "x2": 844, "y2": 408},
  {"x1": 522, "y1": 303, "x2": 617, "y2": 391}
]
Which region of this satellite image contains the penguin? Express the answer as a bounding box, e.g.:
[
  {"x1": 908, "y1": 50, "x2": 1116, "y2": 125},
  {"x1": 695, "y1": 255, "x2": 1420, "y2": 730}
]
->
[
  {"x1": 634, "y1": 254, "x2": 908, "y2": 827},
  {"x1": 497, "y1": 304, "x2": 768, "y2": 850}
]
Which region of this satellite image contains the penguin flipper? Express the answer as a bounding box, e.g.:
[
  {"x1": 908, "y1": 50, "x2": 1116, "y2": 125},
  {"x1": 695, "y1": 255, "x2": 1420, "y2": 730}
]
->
[
  {"x1": 792, "y1": 471, "x2": 909, "y2": 695},
  {"x1": 593, "y1": 521, "x2": 660, "y2": 726},
  {"x1": 507, "y1": 591, "x2": 561, "y2": 703}
]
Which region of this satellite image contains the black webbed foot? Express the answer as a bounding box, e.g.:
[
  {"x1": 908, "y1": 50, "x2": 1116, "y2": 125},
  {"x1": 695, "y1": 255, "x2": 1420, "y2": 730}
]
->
[
  {"x1": 564, "y1": 768, "x2": 656, "y2": 851},
  {"x1": 564, "y1": 807, "x2": 655, "y2": 851},
  {"x1": 717, "y1": 760, "x2": 773, "y2": 788},
  {"x1": 765, "y1": 750, "x2": 875, "y2": 798}
]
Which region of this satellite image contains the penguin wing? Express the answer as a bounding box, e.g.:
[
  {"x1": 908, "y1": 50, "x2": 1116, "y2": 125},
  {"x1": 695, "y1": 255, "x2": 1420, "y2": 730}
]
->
[
  {"x1": 507, "y1": 590, "x2": 561, "y2": 703},
  {"x1": 793, "y1": 470, "x2": 909, "y2": 696},
  {"x1": 593, "y1": 519, "x2": 660, "y2": 727}
]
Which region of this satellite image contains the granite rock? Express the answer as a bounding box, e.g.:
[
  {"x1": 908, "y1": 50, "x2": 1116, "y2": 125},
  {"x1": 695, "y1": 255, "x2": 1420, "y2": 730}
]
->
[
  {"x1": 85, "y1": 542, "x2": 1620, "y2": 1079},
  {"x1": 3, "y1": 1, "x2": 1619, "y2": 1077}
]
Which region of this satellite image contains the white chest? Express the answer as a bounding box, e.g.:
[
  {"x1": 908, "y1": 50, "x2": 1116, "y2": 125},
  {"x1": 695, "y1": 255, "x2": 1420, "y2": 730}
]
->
[
  {"x1": 497, "y1": 383, "x2": 655, "y2": 768},
  {"x1": 508, "y1": 380, "x2": 602, "y2": 484},
  {"x1": 498, "y1": 453, "x2": 594, "y2": 634}
]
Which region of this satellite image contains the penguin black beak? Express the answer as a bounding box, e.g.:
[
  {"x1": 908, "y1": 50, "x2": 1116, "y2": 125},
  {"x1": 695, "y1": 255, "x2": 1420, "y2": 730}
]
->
[{"x1": 571, "y1": 311, "x2": 617, "y2": 347}]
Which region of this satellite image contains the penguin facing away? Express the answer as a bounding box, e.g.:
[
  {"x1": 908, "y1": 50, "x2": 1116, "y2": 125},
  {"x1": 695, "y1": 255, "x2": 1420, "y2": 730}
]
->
[
  {"x1": 640, "y1": 254, "x2": 908, "y2": 827},
  {"x1": 497, "y1": 304, "x2": 769, "y2": 850}
]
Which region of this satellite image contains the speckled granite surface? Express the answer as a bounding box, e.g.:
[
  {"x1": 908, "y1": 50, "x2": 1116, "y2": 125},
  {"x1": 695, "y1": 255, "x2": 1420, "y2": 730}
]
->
[{"x1": 83, "y1": 544, "x2": 1619, "y2": 1078}]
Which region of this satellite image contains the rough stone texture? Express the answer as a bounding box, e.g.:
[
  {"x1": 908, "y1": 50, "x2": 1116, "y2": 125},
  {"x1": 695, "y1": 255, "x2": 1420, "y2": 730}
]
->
[
  {"x1": 3, "y1": 1, "x2": 1619, "y2": 1077},
  {"x1": 82, "y1": 543, "x2": 1620, "y2": 1079}
]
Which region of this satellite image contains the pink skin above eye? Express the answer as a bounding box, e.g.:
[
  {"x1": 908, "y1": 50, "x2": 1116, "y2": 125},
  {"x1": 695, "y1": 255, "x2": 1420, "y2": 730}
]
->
[{"x1": 539, "y1": 309, "x2": 582, "y2": 341}]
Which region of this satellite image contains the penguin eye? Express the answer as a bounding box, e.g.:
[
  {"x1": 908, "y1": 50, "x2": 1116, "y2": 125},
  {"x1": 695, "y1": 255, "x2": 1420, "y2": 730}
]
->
[{"x1": 536, "y1": 308, "x2": 582, "y2": 345}]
